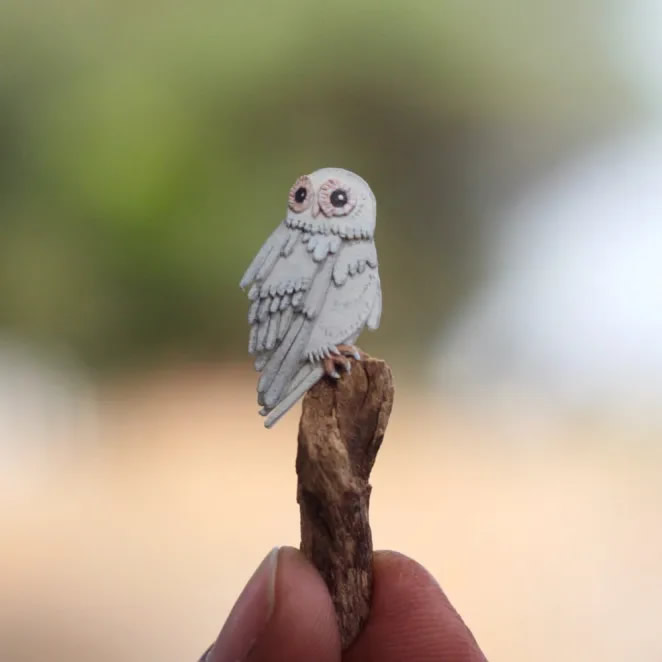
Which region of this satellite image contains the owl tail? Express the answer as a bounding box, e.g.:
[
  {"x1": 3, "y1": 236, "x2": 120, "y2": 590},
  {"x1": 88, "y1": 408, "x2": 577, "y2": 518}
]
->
[{"x1": 263, "y1": 364, "x2": 324, "y2": 428}]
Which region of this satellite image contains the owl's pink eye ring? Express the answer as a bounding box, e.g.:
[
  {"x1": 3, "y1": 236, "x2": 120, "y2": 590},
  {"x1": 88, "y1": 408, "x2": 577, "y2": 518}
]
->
[
  {"x1": 318, "y1": 178, "x2": 356, "y2": 217},
  {"x1": 288, "y1": 175, "x2": 313, "y2": 213}
]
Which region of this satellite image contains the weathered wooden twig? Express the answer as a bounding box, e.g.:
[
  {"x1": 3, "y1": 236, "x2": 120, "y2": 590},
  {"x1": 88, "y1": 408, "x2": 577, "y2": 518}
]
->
[{"x1": 296, "y1": 352, "x2": 394, "y2": 649}]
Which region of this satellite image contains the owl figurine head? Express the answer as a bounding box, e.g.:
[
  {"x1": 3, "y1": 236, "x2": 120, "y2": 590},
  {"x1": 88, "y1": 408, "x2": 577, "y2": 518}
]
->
[{"x1": 284, "y1": 167, "x2": 376, "y2": 240}]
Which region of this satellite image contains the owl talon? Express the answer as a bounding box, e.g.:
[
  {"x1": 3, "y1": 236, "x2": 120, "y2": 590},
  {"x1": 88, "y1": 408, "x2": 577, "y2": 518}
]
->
[
  {"x1": 336, "y1": 344, "x2": 361, "y2": 361},
  {"x1": 323, "y1": 356, "x2": 349, "y2": 379}
]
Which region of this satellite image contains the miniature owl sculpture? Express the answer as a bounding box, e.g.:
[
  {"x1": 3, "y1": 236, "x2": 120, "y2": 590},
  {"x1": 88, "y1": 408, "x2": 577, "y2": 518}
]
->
[{"x1": 240, "y1": 168, "x2": 382, "y2": 428}]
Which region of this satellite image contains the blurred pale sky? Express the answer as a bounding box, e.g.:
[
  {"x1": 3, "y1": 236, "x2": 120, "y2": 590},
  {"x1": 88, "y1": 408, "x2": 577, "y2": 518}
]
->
[
  {"x1": 609, "y1": 0, "x2": 662, "y2": 113},
  {"x1": 433, "y1": 129, "x2": 662, "y2": 427},
  {"x1": 431, "y1": 1, "x2": 662, "y2": 427}
]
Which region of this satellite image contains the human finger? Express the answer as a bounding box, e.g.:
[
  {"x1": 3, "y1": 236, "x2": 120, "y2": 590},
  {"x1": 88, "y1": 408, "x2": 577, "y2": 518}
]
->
[
  {"x1": 344, "y1": 551, "x2": 487, "y2": 662},
  {"x1": 202, "y1": 546, "x2": 341, "y2": 662}
]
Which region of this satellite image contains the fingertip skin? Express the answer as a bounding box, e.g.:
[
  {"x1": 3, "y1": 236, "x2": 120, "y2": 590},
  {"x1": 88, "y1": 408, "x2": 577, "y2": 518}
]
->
[
  {"x1": 344, "y1": 551, "x2": 488, "y2": 662},
  {"x1": 205, "y1": 547, "x2": 486, "y2": 662},
  {"x1": 245, "y1": 547, "x2": 342, "y2": 662}
]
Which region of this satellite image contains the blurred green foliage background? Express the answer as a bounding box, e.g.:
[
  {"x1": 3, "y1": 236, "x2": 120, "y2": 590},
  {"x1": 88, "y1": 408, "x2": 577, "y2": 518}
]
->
[{"x1": 0, "y1": 0, "x2": 634, "y2": 373}]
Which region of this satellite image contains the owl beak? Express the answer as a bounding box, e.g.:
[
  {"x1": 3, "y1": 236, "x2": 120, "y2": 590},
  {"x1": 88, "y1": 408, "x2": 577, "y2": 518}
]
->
[{"x1": 311, "y1": 201, "x2": 321, "y2": 218}]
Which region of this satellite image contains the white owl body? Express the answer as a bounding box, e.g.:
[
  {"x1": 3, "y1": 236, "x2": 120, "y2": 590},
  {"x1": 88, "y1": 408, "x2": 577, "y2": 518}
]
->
[{"x1": 240, "y1": 168, "x2": 382, "y2": 427}]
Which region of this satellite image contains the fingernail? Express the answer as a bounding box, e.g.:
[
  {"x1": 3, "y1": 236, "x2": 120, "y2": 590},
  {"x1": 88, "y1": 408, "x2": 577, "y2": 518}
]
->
[{"x1": 208, "y1": 547, "x2": 280, "y2": 662}]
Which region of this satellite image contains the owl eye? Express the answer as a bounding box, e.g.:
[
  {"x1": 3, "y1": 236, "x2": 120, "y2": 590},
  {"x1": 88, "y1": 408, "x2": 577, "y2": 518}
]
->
[
  {"x1": 330, "y1": 189, "x2": 348, "y2": 207},
  {"x1": 318, "y1": 178, "x2": 357, "y2": 217},
  {"x1": 288, "y1": 175, "x2": 313, "y2": 213}
]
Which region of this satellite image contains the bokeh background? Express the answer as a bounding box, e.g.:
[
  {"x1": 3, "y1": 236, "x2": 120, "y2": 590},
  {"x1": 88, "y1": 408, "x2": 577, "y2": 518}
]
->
[{"x1": 2, "y1": 1, "x2": 662, "y2": 660}]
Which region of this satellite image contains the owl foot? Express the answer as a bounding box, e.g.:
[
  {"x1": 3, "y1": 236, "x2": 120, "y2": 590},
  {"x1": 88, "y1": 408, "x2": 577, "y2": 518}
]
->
[
  {"x1": 323, "y1": 355, "x2": 351, "y2": 379},
  {"x1": 335, "y1": 344, "x2": 361, "y2": 361}
]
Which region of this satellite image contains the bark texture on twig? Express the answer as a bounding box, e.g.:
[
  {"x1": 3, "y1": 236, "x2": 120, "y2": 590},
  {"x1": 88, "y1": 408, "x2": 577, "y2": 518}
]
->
[{"x1": 296, "y1": 353, "x2": 394, "y2": 649}]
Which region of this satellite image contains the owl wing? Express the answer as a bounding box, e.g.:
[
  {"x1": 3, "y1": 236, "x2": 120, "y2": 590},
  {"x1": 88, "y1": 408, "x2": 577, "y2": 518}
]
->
[
  {"x1": 260, "y1": 239, "x2": 381, "y2": 428},
  {"x1": 239, "y1": 222, "x2": 291, "y2": 291},
  {"x1": 303, "y1": 239, "x2": 381, "y2": 359},
  {"x1": 241, "y1": 226, "x2": 342, "y2": 423}
]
